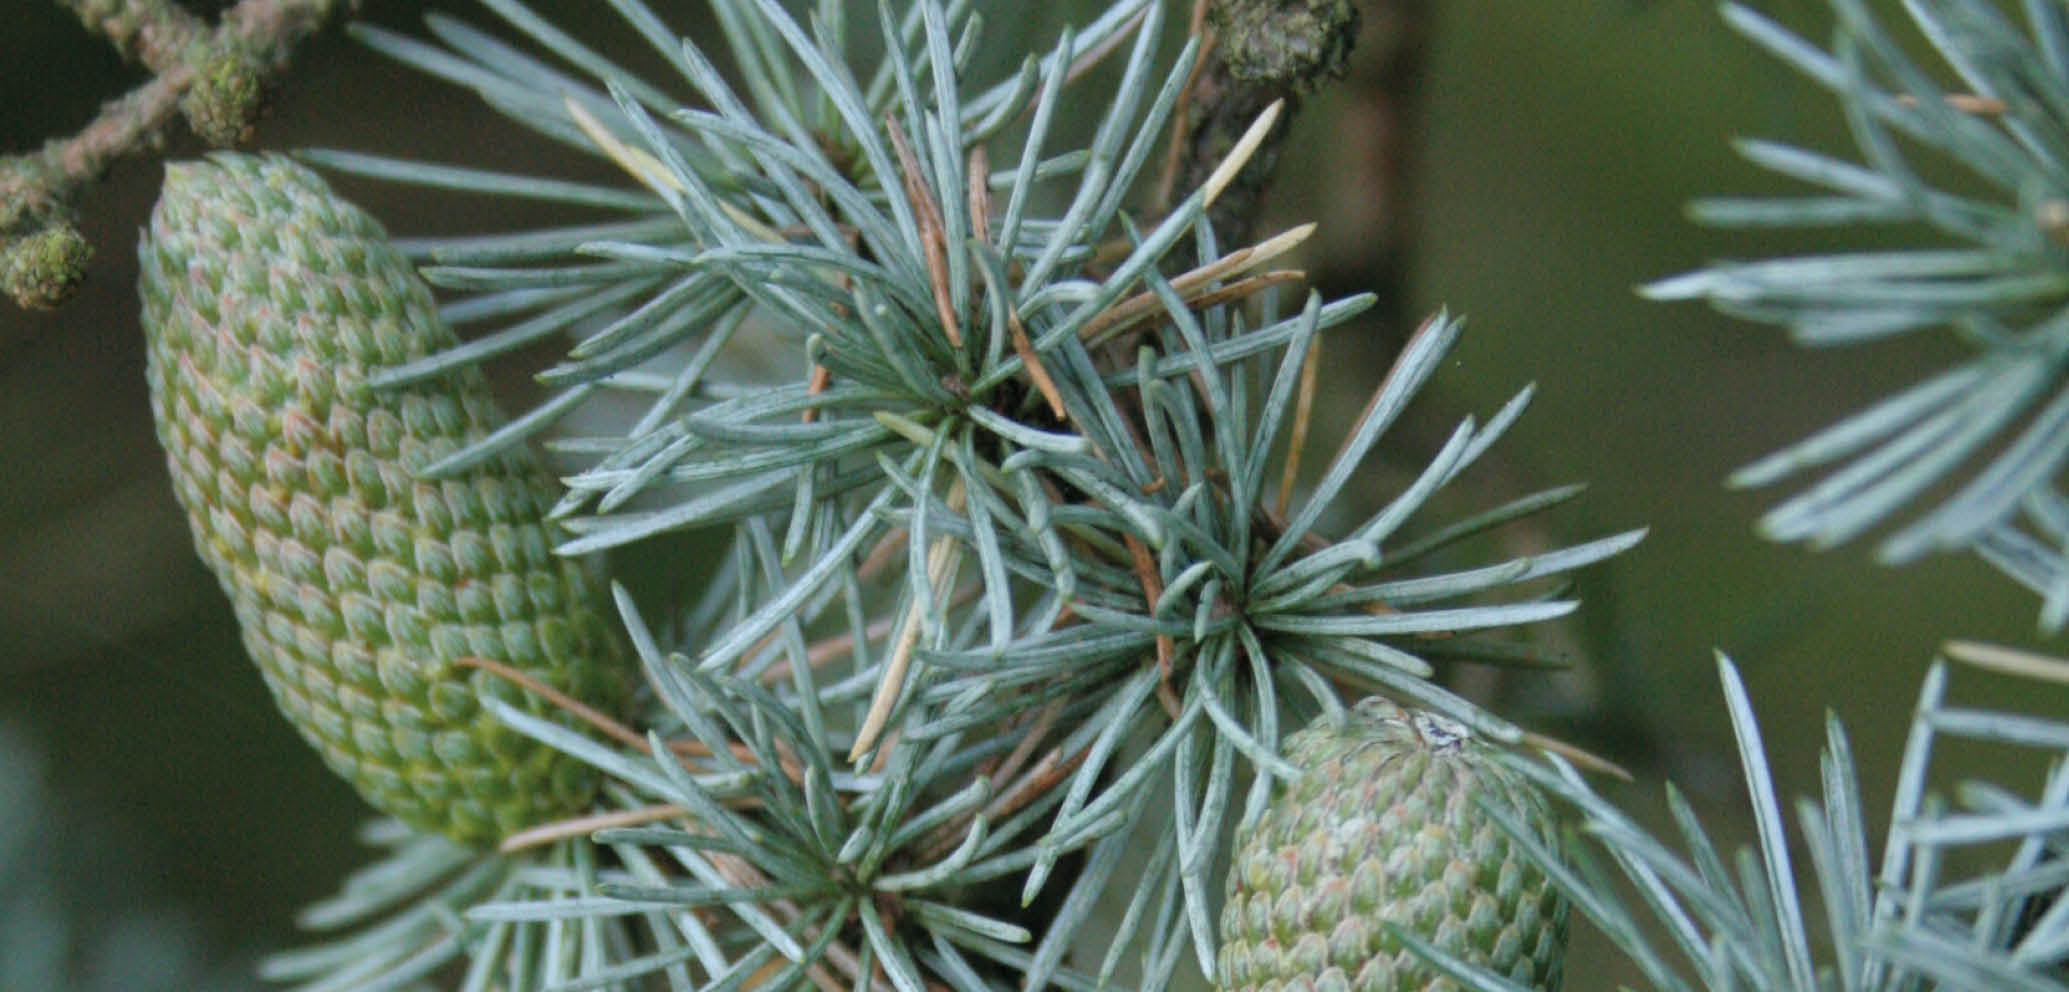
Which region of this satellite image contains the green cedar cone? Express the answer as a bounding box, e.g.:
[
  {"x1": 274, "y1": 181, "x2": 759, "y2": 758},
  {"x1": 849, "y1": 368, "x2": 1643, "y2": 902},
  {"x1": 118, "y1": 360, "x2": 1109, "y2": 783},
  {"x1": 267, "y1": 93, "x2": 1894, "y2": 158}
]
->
[
  {"x1": 138, "y1": 153, "x2": 629, "y2": 846},
  {"x1": 1218, "y1": 698, "x2": 1568, "y2": 992}
]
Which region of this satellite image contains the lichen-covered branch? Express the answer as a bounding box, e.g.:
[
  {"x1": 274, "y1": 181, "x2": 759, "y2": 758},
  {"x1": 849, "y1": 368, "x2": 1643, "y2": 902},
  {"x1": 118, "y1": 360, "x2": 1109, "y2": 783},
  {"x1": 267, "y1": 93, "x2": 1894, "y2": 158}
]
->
[
  {"x1": 1163, "y1": 0, "x2": 1363, "y2": 244},
  {"x1": 1, "y1": 0, "x2": 351, "y2": 310},
  {"x1": 59, "y1": 0, "x2": 207, "y2": 71}
]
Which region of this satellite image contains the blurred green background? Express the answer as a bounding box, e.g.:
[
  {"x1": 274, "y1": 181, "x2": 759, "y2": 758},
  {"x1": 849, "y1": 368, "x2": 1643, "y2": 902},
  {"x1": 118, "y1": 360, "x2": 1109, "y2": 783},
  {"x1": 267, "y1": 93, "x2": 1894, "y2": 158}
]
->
[{"x1": 0, "y1": 0, "x2": 2058, "y2": 987}]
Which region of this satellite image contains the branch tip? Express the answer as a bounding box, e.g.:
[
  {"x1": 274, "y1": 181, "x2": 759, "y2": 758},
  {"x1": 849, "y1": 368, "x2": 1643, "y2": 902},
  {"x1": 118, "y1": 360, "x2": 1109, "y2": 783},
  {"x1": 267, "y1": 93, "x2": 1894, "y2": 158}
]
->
[{"x1": 2, "y1": 224, "x2": 93, "y2": 309}]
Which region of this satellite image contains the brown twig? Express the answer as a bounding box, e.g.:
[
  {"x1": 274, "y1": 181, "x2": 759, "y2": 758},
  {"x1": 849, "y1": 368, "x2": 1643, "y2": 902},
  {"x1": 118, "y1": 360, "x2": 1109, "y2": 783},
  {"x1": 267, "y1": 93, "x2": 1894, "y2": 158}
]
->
[
  {"x1": 920, "y1": 740, "x2": 1087, "y2": 863},
  {"x1": 983, "y1": 699, "x2": 1064, "y2": 795},
  {"x1": 753, "y1": 582, "x2": 984, "y2": 688},
  {"x1": 61, "y1": 0, "x2": 205, "y2": 72},
  {"x1": 1519, "y1": 730, "x2": 1633, "y2": 783},
  {"x1": 1125, "y1": 534, "x2": 1183, "y2": 720},
  {"x1": 977, "y1": 746, "x2": 1088, "y2": 838},
  {"x1": 456, "y1": 655, "x2": 649, "y2": 753},
  {"x1": 1275, "y1": 328, "x2": 1323, "y2": 517},
  {"x1": 1156, "y1": 1, "x2": 1217, "y2": 211},
  {"x1": 1943, "y1": 640, "x2": 2069, "y2": 684},
  {"x1": 6, "y1": 0, "x2": 350, "y2": 308},
  {"x1": 1008, "y1": 307, "x2": 1068, "y2": 420},
  {"x1": 966, "y1": 145, "x2": 991, "y2": 246},
  {"x1": 803, "y1": 364, "x2": 834, "y2": 424},
  {"x1": 1161, "y1": 0, "x2": 1361, "y2": 243},
  {"x1": 850, "y1": 480, "x2": 968, "y2": 761},
  {"x1": 759, "y1": 613, "x2": 900, "y2": 686},
  {"x1": 498, "y1": 802, "x2": 693, "y2": 854},
  {"x1": 963, "y1": 138, "x2": 1067, "y2": 420},
  {"x1": 708, "y1": 853, "x2": 862, "y2": 992},
  {"x1": 664, "y1": 736, "x2": 806, "y2": 784},
  {"x1": 1079, "y1": 223, "x2": 1314, "y2": 346},
  {"x1": 1893, "y1": 92, "x2": 2009, "y2": 115},
  {"x1": 885, "y1": 115, "x2": 961, "y2": 350},
  {"x1": 1020, "y1": 6, "x2": 1152, "y2": 119},
  {"x1": 456, "y1": 655, "x2": 808, "y2": 788},
  {"x1": 857, "y1": 526, "x2": 910, "y2": 583}
]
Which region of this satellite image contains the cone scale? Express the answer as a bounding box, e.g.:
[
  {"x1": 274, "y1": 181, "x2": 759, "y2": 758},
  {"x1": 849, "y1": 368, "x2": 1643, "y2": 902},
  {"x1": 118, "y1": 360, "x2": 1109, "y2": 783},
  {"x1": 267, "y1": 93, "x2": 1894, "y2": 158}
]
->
[
  {"x1": 1218, "y1": 697, "x2": 1568, "y2": 992},
  {"x1": 138, "y1": 153, "x2": 627, "y2": 846}
]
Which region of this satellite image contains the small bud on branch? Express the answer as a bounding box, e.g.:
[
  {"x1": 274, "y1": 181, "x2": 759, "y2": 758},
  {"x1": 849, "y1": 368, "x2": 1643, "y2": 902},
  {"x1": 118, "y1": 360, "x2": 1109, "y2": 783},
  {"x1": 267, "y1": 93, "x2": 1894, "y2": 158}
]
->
[{"x1": 2, "y1": 0, "x2": 351, "y2": 309}]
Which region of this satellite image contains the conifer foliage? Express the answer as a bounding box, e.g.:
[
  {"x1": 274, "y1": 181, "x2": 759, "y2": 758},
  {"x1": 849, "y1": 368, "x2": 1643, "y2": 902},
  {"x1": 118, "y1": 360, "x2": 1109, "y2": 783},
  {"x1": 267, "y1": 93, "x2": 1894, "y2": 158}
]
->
[
  {"x1": 111, "y1": 0, "x2": 2069, "y2": 989},
  {"x1": 1652, "y1": 0, "x2": 2069, "y2": 631},
  {"x1": 131, "y1": 0, "x2": 1643, "y2": 988}
]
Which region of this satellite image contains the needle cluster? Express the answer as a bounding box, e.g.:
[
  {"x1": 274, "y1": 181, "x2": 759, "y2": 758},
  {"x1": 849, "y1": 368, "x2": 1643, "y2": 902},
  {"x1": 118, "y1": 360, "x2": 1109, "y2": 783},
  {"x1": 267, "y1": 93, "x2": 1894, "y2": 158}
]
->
[{"x1": 253, "y1": 1, "x2": 1636, "y2": 989}]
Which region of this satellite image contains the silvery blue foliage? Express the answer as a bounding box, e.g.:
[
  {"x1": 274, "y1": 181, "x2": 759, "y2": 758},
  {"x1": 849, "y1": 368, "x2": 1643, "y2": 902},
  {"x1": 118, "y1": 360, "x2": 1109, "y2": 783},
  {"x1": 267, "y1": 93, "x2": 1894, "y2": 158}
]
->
[
  {"x1": 267, "y1": 0, "x2": 1637, "y2": 988},
  {"x1": 1650, "y1": 0, "x2": 2069, "y2": 631},
  {"x1": 1413, "y1": 645, "x2": 2069, "y2": 992}
]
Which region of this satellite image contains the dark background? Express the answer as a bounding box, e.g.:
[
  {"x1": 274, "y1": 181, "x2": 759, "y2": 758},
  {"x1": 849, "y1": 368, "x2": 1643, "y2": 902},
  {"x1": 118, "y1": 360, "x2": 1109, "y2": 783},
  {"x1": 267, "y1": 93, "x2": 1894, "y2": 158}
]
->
[{"x1": 1, "y1": 0, "x2": 2057, "y2": 986}]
